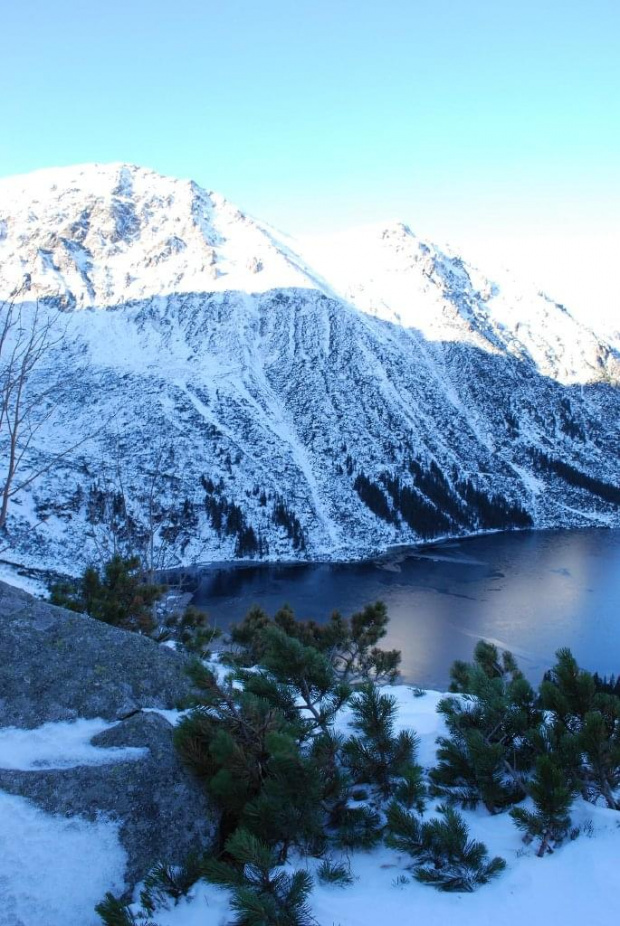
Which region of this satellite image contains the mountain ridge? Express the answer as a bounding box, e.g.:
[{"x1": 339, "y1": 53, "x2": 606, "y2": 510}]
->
[{"x1": 0, "y1": 164, "x2": 618, "y2": 574}]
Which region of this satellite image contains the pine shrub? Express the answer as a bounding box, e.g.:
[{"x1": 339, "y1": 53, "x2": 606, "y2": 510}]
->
[
  {"x1": 50, "y1": 554, "x2": 162, "y2": 634},
  {"x1": 386, "y1": 803, "x2": 505, "y2": 891},
  {"x1": 228, "y1": 600, "x2": 401, "y2": 685},
  {"x1": 414, "y1": 805, "x2": 506, "y2": 891},
  {"x1": 316, "y1": 858, "x2": 354, "y2": 887},
  {"x1": 203, "y1": 829, "x2": 315, "y2": 926},
  {"x1": 430, "y1": 643, "x2": 539, "y2": 812},
  {"x1": 174, "y1": 661, "x2": 325, "y2": 857},
  {"x1": 540, "y1": 648, "x2": 620, "y2": 809},
  {"x1": 343, "y1": 683, "x2": 424, "y2": 803},
  {"x1": 510, "y1": 755, "x2": 575, "y2": 856}
]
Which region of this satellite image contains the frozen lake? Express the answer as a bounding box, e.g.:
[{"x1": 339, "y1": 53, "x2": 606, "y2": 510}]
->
[{"x1": 193, "y1": 529, "x2": 620, "y2": 688}]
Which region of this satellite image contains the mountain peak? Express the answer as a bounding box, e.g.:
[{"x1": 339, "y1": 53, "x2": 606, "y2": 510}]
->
[
  {"x1": 0, "y1": 160, "x2": 192, "y2": 189},
  {"x1": 0, "y1": 162, "x2": 317, "y2": 306},
  {"x1": 0, "y1": 163, "x2": 616, "y2": 385}
]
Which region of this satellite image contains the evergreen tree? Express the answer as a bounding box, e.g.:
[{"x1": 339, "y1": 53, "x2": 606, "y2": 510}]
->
[
  {"x1": 174, "y1": 661, "x2": 324, "y2": 857},
  {"x1": 449, "y1": 639, "x2": 523, "y2": 692},
  {"x1": 271, "y1": 499, "x2": 306, "y2": 550},
  {"x1": 229, "y1": 601, "x2": 401, "y2": 685},
  {"x1": 430, "y1": 727, "x2": 512, "y2": 813},
  {"x1": 176, "y1": 614, "x2": 414, "y2": 861},
  {"x1": 578, "y1": 701, "x2": 620, "y2": 809},
  {"x1": 353, "y1": 473, "x2": 395, "y2": 523},
  {"x1": 386, "y1": 803, "x2": 505, "y2": 892},
  {"x1": 539, "y1": 647, "x2": 597, "y2": 731},
  {"x1": 50, "y1": 554, "x2": 162, "y2": 634},
  {"x1": 430, "y1": 644, "x2": 539, "y2": 812},
  {"x1": 592, "y1": 672, "x2": 620, "y2": 697},
  {"x1": 229, "y1": 604, "x2": 273, "y2": 666},
  {"x1": 530, "y1": 450, "x2": 620, "y2": 506},
  {"x1": 176, "y1": 605, "x2": 221, "y2": 657},
  {"x1": 540, "y1": 648, "x2": 620, "y2": 808},
  {"x1": 510, "y1": 755, "x2": 575, "y2": 856},
  {"x1": 251, "y1": 625, "x2": 351, "y2": 735},
  {"x1": 242, "y1": 747, "x2": 326, "y2": 859},
  {"x1": 335, "y1": 602, "x2": 401, "y2": 683},
  {"x1": 413, "y1": 805, "x2": 506, "y2": 891},
  {"x1": 204, "y1": 829, "x2": 314, "y2": 926},
  {"x1": 342, "y1": 684, "x2": 424, "y2": 804},
  {"x1": 306, "y1": 729, "x2": 383, "y2": 850}
]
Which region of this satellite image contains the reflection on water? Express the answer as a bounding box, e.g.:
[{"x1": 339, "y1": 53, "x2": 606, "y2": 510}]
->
[{"x1": 193, "y1": 529, "x2": 620, "y2": 688}]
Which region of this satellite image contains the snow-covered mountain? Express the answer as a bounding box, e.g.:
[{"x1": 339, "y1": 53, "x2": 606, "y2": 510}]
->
[{"x1": 0, "y1": 163, "x2": 619, "y2": 573}]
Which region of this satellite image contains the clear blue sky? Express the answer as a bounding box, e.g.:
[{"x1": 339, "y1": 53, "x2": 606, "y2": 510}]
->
[{"x1": 2, "y1": 0, "x2": 619, "y2": 321}]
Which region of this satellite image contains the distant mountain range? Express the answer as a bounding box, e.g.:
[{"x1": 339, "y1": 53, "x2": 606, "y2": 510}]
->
[{"x1": 0, "y1": 163, "x2": 618, "y2": 574}]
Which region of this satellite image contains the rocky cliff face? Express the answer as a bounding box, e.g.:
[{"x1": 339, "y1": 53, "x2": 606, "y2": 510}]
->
[{"x1": 0, "y1": 164, "x2": 618, "y2": 572}]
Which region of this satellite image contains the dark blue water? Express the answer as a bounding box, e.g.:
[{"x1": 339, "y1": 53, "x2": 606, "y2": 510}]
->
[{"x1": 193, "y1": 530, "x2": 620, "y2": 689}]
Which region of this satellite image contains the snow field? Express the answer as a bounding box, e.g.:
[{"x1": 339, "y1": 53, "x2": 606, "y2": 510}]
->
[
  {"x1": 0, "y1": 717, "x2": 148, "y2": 770},
  {"x1": 0, "y1": 717, "x2": 147, "y2": 925},
  {"x1": 136, "y1": 685, "x2": 620, "y2": 926},
  {"x1": 0, "y1": 688, "x2": 619, "y2": 924},
  {"x1": 0, "y1": 791, "x2": 126, "y2": 926}
]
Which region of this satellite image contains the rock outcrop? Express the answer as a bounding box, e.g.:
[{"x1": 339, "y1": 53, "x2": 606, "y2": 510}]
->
[
  {"x1": 0, "y1": 581, "x2": 215, "y2": 889},
  {"x1": 0, "y1": 580, "x2": 192, "y2": 727}
]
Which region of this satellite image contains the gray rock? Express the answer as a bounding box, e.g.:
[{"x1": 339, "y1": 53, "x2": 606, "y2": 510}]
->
[
  {"x1": 0, "y1": 581, "x2": 217, "y2": 890},
  {"x1": 0, "y1": 580, "x2": 194, "y2": 728},
  {"x1": 0, "y1": 711, "x2": 215, "y2": 888}
]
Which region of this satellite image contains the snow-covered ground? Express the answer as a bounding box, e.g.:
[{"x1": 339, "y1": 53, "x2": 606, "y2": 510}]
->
[
  {"x1": 152, "y1": 806, "x2": 620, "y2": 926},
  {"x1": 153, "y1": 687, "x2": 620, "y2": 926},
  {"x1": 0, "y1": 717, "x2": 147, "y2": 770},
  {"x1": 133, "y1": 685, "x2": 620, "y2": 926},
  {"x1": 0, "y1": 561, "x2": 49, "y2": 597},
  {"x1": 0, "y1": 718, "x2": 146, "y2": 926},
  {"x1": 0, "y1": 791, "x2": 126, "y2": 926},
  {"x1": 2, "y1": 688, "x2": 619, "y2": 926}
]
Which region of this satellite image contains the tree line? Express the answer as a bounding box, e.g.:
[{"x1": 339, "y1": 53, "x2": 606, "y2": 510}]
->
[{"x1": 353, "y1": 455, "x2": 532, "y2": 538}]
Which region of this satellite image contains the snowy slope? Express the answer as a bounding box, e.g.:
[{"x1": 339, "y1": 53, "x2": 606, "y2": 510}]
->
[
  {"x1": 0, "y1": 164, "x2": 318, "y2": 305},
  {"x1": 0, "y1": 163, "x2": 619, "y2": 573},
  {"x1": 0, "y1": 717, "x2": 137, "y2": 926},
  {"x1": 295, "y1": 223, "x2": 617, "y2": 385},
  {"x1": 153, "y1": 686, "x2": 620, "y2": 926},
  {"x1": 4, "y1": 688, "x2": 619, "y2": 926}
]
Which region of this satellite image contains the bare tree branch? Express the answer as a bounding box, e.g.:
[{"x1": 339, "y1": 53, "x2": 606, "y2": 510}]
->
[{"x1": 0, "y1": 290, "x2": 97, "y2": 529}]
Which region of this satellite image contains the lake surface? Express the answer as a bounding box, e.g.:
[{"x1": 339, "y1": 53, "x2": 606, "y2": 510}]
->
[{"x1": 193, "y1": 529, "x2": 620, "y2": 689}]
